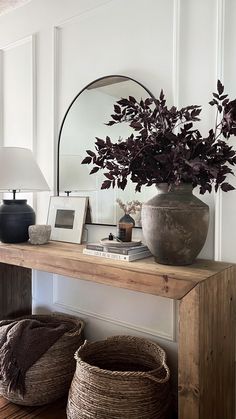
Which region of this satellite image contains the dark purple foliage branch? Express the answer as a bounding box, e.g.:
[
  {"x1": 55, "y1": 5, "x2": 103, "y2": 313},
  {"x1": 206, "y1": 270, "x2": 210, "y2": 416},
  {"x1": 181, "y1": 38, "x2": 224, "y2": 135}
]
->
[{"x1": 82, "y1": 80, "x2": 236, "y2": 194}]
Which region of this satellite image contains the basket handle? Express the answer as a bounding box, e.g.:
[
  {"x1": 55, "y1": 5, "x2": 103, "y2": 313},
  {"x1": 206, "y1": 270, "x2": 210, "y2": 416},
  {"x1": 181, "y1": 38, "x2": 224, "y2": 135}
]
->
[
  {"x1": 143, "y1": 361, "x2": 170, "y2": 384},
  {"x1": 75, "y1": 339, "x2": 88, "y2": 360}
]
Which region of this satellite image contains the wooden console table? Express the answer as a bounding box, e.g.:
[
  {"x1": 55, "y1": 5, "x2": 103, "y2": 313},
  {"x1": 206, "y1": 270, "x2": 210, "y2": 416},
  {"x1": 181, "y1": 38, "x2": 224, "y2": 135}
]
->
[{"x1": 0, "y1": 240, "x2": 235, "y2": 419}]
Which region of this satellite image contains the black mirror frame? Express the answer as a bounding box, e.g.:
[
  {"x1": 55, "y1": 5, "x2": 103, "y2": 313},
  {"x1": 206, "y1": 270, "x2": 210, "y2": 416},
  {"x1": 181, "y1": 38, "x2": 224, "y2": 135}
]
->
[{"x1": 57, "y1": 74, "x2": 156, "y2": 226}]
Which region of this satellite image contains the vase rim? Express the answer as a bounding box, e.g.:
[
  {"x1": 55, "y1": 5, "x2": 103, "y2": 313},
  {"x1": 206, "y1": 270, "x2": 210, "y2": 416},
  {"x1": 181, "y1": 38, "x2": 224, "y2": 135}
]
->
[{"x1": 156, "y1": 183, "x2": 194, "y2": 194}]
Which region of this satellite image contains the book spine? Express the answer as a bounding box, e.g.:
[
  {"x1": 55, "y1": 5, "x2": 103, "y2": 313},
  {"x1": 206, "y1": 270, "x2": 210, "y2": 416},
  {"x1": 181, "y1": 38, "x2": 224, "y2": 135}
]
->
[
  {"x1": 86, "y1": 244, "x2": 148, "y2": 254},
  {"x1": 83, "y1": 248, "x2": 130, "y2": 261},
  {"x1": 104, "y1": 245, "x2": 148, "y2": 255},
  {"x1": 86, "y1": 244, "x2": 104, "y2": 251},
  {"x1": 83, "y1": 248, "x2": 152, "y2": 261},
  {"x1": 127, "y1": 250, "x2": 151, "y2": 261}
]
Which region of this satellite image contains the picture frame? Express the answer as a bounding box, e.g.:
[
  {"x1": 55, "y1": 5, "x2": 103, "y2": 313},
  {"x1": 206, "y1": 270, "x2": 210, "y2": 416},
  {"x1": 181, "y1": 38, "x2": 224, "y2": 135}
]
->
[{"x1": 47, "y1": 196, "x2": 88, "y2": 243}]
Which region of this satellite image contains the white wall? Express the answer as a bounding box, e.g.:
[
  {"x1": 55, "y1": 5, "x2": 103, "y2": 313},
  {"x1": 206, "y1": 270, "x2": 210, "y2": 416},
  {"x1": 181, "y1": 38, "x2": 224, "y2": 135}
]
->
[{"x1": 0, "y1": 0, "x2": 236, "y2": 398}]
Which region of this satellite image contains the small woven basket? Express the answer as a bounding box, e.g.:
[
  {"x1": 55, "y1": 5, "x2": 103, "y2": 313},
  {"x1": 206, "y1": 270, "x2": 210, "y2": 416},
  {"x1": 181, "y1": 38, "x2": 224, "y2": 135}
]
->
[
  {"x1": 0, "y1": 313, "x2": 84, "y2": 406},
  {"x1": 67, "y1": 335, "x2": 171, "y2": 419}
]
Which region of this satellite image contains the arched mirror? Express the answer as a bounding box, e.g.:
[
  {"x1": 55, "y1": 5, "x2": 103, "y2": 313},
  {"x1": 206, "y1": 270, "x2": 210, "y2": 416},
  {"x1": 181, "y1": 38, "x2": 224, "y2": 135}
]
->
[{"x1": 57, "y1": 75, "x2": 157, "y2": 226}]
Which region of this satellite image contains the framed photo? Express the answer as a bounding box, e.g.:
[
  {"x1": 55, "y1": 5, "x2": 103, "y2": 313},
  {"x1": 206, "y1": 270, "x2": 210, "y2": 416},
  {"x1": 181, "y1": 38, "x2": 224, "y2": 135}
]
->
[{"x1": 47, "y1": 196, "x2": 88, "y2": 243}]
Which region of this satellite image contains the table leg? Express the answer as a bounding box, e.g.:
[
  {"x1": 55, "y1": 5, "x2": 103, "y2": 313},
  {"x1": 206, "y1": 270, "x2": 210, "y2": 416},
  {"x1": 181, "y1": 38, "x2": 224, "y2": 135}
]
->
[
  {"x1": 178, "y1": 265, "x2": 236, "y2": 419},
  {"x1": 0, "y1": 262, "x2": 32, "y2": 319}
]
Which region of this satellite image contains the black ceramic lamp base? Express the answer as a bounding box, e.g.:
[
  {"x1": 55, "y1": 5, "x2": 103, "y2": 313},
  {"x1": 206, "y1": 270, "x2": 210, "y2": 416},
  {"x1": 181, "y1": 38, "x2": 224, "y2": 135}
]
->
[{"x1": 0, "y1": 199, "x2": 35, "y2": 243}]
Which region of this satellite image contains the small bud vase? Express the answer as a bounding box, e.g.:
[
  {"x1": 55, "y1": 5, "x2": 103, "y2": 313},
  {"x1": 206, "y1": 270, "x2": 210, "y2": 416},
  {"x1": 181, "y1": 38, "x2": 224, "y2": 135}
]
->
[{"x1": 141, "y1": 183, "x2": 209, "y2": 265}]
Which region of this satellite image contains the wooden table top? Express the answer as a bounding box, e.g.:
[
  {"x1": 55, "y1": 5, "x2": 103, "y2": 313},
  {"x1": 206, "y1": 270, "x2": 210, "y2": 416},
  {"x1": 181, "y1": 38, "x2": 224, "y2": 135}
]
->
[{"x1": 0, "y1": 241, "x2": 232, "y2": 300}]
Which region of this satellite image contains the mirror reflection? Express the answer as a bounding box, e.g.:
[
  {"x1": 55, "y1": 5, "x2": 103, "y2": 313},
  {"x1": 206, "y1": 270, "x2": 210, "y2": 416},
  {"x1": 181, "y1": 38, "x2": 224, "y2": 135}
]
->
[{"x1": 58, "y1": 75, "x2": 157, "y2": 225}]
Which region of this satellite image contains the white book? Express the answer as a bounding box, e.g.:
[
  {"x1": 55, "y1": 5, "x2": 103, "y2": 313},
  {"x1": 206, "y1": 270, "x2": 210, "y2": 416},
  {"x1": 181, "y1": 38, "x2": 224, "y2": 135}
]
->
[
  {"x1": 86, "y1": 242, "x2": 148, "y2": 255},
  {"x1": 83, "y1": 248, "x2": 152, "y2": 262}
]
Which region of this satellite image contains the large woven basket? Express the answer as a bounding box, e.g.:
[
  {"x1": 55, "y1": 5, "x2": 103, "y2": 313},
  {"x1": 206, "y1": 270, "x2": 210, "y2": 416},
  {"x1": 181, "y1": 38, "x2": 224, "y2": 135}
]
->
[
  {"x1": 0, "y1": 313, "x2": 84, "y2": 406},
  {"x1": 67, "y1": 335, "x2": 171, "y2": 419}
]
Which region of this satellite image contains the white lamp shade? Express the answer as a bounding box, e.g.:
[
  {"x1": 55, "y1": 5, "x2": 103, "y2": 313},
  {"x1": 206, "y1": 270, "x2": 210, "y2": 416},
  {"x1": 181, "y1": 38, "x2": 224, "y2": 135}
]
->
[{"x1": 0, "y1": 147, "x2": 50, "y2": 191}]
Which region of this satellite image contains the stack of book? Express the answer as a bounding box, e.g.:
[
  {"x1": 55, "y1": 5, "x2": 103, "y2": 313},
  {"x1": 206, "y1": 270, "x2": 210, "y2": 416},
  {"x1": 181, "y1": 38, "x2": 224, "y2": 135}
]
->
[{"x1": 83, "y1": 242, "x2": 152, "y2": 261}]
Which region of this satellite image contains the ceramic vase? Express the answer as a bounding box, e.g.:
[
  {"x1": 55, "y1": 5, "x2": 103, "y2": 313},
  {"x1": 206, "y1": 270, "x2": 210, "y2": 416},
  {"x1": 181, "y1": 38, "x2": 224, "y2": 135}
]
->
[{"x1": 141, "y1": 183, "x2": 209, "y2": 265}]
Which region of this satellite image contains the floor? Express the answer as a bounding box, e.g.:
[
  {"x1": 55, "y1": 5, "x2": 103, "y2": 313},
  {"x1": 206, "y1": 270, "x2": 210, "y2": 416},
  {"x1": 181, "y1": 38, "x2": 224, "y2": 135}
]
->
[
  {"x1": 0, "y1": 396, "x2": 178, "y2": 419},
  {"x1": 0, "y1": 397, "x2": 67, "y2": 418}
]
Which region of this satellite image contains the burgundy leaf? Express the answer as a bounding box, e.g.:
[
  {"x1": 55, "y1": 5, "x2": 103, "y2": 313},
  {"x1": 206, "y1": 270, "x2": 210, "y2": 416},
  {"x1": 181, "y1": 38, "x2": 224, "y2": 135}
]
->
[
  {"x1": 106, "y1": 121, "x2": 116, "y2": 126},
  {"x1": 145, "y1": 98, "x2": 153, "y2": 106},
  {"x1": 129, "y1": 96, "x2": 136, "y2": 104},
  {"x1": 82, "y1": 156, "x2": 92, "y2": 164},
  {"x1": 114, "y1": 104, "x2": 121, "y2": 113},
  {"x1": 82, "y1": 80, "x2": 236, "y2": 194},
  {"x1": 130, "y1": 121, "x2": 143, "y2": 130},
  {"x1": 104, "y1": 172, "x2": 114, "y2": 180},
  {"x1": 117, "y1": 98, "x2": 130, "y2": 106},
  {"x1": 86, "y1": 150, "x2": 96, "y2": 157},
  {"x1": 217, "y1": 79, "x2": 224, "y2": 95},
  {"x1": 221, "y1": 182, "x2": 235, "y2": 192},
  {"x1": 222, "y1": 98, "x2": 229, "y2": 106},
  {"x1": 90, "y1": 167, "x2": 99, "y2": 175},
  {"x1": 95, "y1": 138, "x2": 105, "y2": 146},
  {"x1": 159, "y1": 90, "x2": 164, "y2": 101},
  {"x1": 219, "y1": 94, "x2": 228, "y2": 101},
  {"x1": 111, "y1": 114, "x2": 122, "y2": 121},
  {"x1": 101, "y1": 180, "x2": 112, "y2": 189}
]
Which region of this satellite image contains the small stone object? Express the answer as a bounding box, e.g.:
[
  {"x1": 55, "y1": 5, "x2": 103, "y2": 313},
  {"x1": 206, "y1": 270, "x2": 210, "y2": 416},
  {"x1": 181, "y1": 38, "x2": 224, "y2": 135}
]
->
[{"x1": 28, "y1": 224, "x2": 51, "y2": 245}]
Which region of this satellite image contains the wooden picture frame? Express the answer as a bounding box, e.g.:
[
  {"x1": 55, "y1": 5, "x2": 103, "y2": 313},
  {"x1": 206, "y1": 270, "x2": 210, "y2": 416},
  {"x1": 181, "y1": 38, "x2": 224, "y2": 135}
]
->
[{"x1": 47, "y1": 196, "x2": 88, "y2": 243}]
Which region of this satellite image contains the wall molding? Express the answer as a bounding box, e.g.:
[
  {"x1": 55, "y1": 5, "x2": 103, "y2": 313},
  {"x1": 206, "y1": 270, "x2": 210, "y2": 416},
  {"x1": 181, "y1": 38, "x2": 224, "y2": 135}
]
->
[
  {"x1": 31, "y1": 268, "x2": 37, "y2": 306},
  {"x1": 0, "y1": 34, "x2": 36, "y2": 205},
  {"x1": 30, "y1": 34, "x2": 37, "y2": 210},
  {"x1": 52, "y1": 0, "x2": 114, "y2": 195},
  {"x1": 55, "y1": 0, "x2": 113, "y2": 28},
  {"x1": 0, "y1": 35, "x2": 36, "y2": 140},
  {"x1": 172, "y1": 0, "x2": 180, "y2": 109},
  {"x1": 0, "y1": 34, "x2": 33, "y2": 51},
  {"x1": 31, "y1": 34, "x2": 37, "y2": 154},
  {"x1": 52, "y1": 275, "x2": 176, "y2": 342},
  {"x1": 214, "y1": 0, "x2": 225, "y2": 261},
  {"x1": 53, "y1": 300, "x2": 175, "y2": 341},
  {"x1": 53, "y1": 26, "x2": 60, "y2": 195},
  {"x1": 0, "y1": 50, "x2": 3, "y2": 147},
  {"x1": 0, "y1": 34, "x2": 36, "y2": 151}
]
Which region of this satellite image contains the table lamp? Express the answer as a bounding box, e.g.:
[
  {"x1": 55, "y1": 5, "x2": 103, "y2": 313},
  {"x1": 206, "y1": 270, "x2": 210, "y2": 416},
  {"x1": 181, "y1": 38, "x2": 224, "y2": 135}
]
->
[{"x1": 0, "y1": 147, "x2": 50, "y2": 243}]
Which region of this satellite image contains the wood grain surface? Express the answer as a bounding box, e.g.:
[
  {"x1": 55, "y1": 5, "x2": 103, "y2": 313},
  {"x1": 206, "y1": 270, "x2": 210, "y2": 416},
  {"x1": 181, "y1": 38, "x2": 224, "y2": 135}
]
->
[
  {"x1": 179, "y1": 265, "x2": 236, "y2": 419},
  {"x1": 0, "y1": 396, "x2": 67, "y2": 418},
  {"x1": 0, "y1": 263, "x2": 31, "y2": 320},
  {"x1": 0, "y1": 241, "x2": 232, "y2": 300},
  {"x1": 0, "y1": 241, "x2": 235, "y2": 418}
]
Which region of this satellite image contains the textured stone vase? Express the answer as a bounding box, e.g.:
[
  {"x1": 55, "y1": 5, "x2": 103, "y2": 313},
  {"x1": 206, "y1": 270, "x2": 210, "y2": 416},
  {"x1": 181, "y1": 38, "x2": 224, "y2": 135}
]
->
[{"x1": 141, "y1": 183, "x2": 209, "y2": 265}]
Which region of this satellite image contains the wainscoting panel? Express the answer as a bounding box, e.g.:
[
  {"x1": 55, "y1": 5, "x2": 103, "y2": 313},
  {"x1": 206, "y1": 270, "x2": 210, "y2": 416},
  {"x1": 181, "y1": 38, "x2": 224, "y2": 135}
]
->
[
  {"x1": 52, "y1": 274, "x2": 176, "y2": 341},
  {"x1": 220, "y1": 0, "x2": 236, "y2": 263},
  {"x1": 53, "y1": 0, "x2": 174, "y2": 223},
  {"x1": 0, "y1": 34, "x2": 36, "y2": 204},
  {"x1": 0, "y1": 35, "x2": 35, "y2": 149}
]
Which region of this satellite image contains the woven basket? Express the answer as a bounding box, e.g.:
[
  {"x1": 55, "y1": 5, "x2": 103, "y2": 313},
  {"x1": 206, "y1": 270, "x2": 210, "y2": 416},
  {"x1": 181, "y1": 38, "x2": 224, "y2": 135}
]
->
[
  {"x1": 67, "y1": 335, "x2": 171, "y2": 419},
  {"x1": 0, "y1": 313, "x2": 84, "y2": 406}
]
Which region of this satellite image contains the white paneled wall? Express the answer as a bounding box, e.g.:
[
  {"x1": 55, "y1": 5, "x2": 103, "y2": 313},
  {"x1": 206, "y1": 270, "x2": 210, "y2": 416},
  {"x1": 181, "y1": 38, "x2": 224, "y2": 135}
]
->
[
  {"x1": 0, "y1": 35, "x2": 35, "y2": 204},
  {"x1": 0, "y1": 0, "x2": 236, "y2": 383},
  {"x1": 0, "y1": 0, "x2": 179, "y2": 347},
  {"x1": 2, "y1": 37, "x2": 34, "y2": 149}
]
